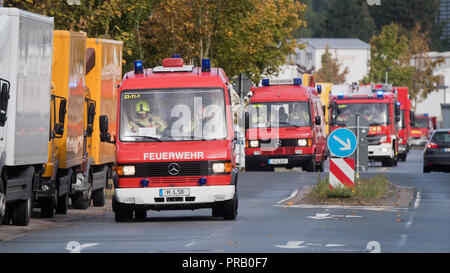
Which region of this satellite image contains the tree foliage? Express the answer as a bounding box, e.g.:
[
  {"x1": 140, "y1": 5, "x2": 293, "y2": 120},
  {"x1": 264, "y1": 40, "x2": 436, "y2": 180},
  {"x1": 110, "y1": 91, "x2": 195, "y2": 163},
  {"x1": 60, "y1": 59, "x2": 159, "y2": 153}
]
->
[
  {"x1": 314, "y1": 46, "x2": 349, "y2": 84},
  {"x1": 141, "y1": 0, "x2": 306, "y2": 83},
  {"x1": 365, "y1": 23, "x2": 444, "y2": 109},
  {"x1": 3, "y1": 0, "x2": 159, "y2": 72}
]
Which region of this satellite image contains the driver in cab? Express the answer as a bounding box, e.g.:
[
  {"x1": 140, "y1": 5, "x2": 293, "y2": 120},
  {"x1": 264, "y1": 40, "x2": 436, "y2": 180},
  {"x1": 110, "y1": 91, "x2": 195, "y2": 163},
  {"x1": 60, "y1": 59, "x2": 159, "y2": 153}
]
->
[{"x1": 129, "y1": 100, "x2": 167, "y2": 134}]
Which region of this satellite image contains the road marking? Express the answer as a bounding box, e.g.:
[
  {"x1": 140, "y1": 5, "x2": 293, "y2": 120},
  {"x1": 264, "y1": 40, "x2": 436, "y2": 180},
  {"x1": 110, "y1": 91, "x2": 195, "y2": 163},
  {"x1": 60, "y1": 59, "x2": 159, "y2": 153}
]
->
[
  {"x1": 205, "y1": 233, "x2": 216, "y2": 239},
  {"x1": 414, "y1": 192, "x2": 421, "y2": 208},
  {"x1": 307, "y1": 213, "x2": 333, "y2": 219},
  {"x1": 274, "y1": 241, "x2": 308, "y2": 249},
  {"x1": 275, "y1": 204, "x2": 406, "y2": 212},
  {"x1": 326, "y1": 244, "x2": 346, "y2": 247},
  {"x1": 184, "y1": 241, "x2": 196, "y2": 247},
  {"x1": 66, "y1": 241, "x2": 98, "y2": 253},
  {"x1": 276, "y1": 188, "x2": 299, "y2": 205},
  {"x1": 366, "y1": 241, "x2": 381, "y2": 253},
  {"x1": 345, "y1": 215, "x2": 363, "y2": 218},
  {"x1": 220, "y1": 226, "x2": 232, "y2": 232}
]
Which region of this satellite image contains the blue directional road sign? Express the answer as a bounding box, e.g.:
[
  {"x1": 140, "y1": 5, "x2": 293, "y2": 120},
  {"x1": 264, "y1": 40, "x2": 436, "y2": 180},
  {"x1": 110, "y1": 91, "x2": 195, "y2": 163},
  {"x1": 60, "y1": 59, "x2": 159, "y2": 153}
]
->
[{"x1": 328, "y1": 128, "x2": 357, "y2": 158}]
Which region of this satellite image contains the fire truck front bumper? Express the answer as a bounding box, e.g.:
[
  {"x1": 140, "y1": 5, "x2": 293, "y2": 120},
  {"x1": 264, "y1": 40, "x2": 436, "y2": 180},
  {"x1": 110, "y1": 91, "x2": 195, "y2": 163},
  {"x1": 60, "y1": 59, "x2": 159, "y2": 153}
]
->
[
  {"x1": 368, "y1": 143, "x2": 394, "y2": 161},
  {"x1": 114, "y1": 185, "x2": 236, "y2": 209}
]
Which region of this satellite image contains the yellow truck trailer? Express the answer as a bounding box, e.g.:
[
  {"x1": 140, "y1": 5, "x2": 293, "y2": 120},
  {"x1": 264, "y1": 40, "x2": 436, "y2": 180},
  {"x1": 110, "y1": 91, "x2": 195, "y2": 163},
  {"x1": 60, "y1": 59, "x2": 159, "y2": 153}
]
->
[
  {"x1": 48, "y1": 30, "x2": 92, "y2": 210},
  {"x1": 84, "y1": 38, "x2": 122, "y2": 207},
  {"x1": 317, "y1": 82, "x2": 332, "y2": 135}
]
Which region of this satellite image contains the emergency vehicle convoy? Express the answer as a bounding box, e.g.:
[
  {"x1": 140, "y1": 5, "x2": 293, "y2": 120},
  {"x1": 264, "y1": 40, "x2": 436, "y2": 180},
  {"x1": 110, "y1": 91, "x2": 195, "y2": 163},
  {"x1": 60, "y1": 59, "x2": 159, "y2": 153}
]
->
[
  {"x1": 329, "y1": 84, "x2": 401, "y2": 167},
  {"x1": 411, "y1": 114, "x2": 432, "y2": 146},
  {"x1": 395, "y1": 87, "x2": 414, "y2": 161},
  {"x1": 99, "y1": 57, "x2": 239, "y2": 222},
  {"x1": 244, "y1": 78, "x2": 326, "y2": 172}
]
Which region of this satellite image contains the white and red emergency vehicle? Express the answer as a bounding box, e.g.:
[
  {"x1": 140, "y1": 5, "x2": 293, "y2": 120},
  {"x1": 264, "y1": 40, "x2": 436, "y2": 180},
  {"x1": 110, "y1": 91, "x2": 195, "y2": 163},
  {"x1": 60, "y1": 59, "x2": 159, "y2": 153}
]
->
[
  {"x1": 99, "y1": 57, "x2": 238, "y2": 222},
  {"x1": 329, "y1": 84, "x2": 401, "y2": 167},
  {"x1": 244, "y1": 78, "x2": 327, "y2": 172}
]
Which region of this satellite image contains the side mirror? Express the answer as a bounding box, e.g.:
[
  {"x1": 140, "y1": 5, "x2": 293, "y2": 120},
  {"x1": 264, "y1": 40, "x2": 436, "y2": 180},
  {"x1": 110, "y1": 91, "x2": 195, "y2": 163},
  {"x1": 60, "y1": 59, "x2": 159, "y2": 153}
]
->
[
  {"x1": 1, "y1": 82, "x2": 10, "y2": 111},
  {"x1": 85, "y1": 48, "x2": 96, "y2": 75},
  {"x1": 99, "y1": 115, "x2": 112, "y2": 143},
  {"x1": 59, "y1": 99, "x2": 67, "y2": 124},
  {"x1": 54, "y1": 123, "x2": 64, "y2": 136},
  {"x1": 244, "y1": 112, "x2": 249, "y2": 131},
  {"x1": 0, "y1": 81, "x2": 10, "y2": 127},
  {"x1": 315, "y1": 116, "x2": 321, "y2": 126},
  {"x1": 86, "y1": 101, "x2": 96, "y2": 137},
  {"x1": 317, "y1": 85, "x2": 322, "y2": 94}
]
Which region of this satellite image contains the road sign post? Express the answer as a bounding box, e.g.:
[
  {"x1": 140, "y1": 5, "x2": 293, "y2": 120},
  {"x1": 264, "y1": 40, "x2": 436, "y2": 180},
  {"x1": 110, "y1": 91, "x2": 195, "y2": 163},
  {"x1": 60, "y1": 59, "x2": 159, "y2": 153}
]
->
[{"x1": 327, "y1": 128, "x2": 358, "y2": 189}]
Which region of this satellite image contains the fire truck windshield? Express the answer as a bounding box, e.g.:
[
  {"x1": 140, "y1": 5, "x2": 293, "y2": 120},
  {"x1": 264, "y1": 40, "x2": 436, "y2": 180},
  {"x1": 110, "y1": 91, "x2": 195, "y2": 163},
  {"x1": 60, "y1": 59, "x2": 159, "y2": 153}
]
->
[
  {"x1": 334, "y1": 103, "x2": 389, "y2": 126},
  {"x1": 119, "y1": 88, "x2": 227, "y2": 142},
  {"x1": 249, "y1": 101, "x2": 310, "y2": 128},
  {"x1": 413, "y1": 118, "x2": 429, "y2": 129}
]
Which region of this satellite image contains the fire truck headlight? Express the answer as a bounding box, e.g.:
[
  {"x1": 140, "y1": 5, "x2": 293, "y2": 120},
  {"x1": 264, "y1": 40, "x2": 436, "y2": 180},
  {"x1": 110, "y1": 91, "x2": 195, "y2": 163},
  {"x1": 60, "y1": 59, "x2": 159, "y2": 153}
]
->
[
  {"x1": 212, "y1": 163, "x2": 226, "y2": 173},
  {"x1": 249, "y1": 140, "x2": 259, "y2": 148},
  {"x1": 379, "y1": 136, "x2": 388, "y2": 143},
  {"x1": 297, "y1": 139, "x2": 308, "y2": 147},
  {"x1": 123, "y1": 166, "x2": 135, "y2": 176}
]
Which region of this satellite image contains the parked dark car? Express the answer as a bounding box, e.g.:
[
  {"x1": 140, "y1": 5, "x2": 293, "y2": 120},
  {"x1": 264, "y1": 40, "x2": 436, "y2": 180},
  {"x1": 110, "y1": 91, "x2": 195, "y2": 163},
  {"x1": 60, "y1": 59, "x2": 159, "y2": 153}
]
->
[{"x1": 423, "y1": 129, "x2": 450, "y2": 173}]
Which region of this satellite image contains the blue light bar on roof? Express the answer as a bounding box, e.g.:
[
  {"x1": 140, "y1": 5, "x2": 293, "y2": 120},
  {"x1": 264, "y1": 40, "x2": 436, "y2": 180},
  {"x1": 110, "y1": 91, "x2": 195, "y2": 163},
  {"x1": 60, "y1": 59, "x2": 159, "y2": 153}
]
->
[
  {"x1": 377, "y1": 90, "x2": 384, "y2": 98},
  {"x1": 172, "y1": 54, "x2": 181, "y2": 58},
  {"x1": 201, "y1": 58, "x2": 211, "y2": 72},
  {"x1": 261, "y1": 78, "x2": 302, "y2": 86},
  {"x1": 134, "y1": 60, "x2": 143, "y2": 74},
  {"x1": 424, "y1": 113, "x2": 429, "y2": 117},
  {"x1": 338, "y1": 92, "x2": 344, "y2": 99}
]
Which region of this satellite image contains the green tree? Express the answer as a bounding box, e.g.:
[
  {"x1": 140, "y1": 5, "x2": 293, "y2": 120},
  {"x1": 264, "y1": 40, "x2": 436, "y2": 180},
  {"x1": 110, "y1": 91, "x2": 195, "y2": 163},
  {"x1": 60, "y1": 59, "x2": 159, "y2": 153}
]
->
[
  {"x1": 319, "y1": 0, "x2": 376, "y2": 43},
  {"x1": 365, "y1": 23, "x2": 412, "y2": 86},
  {"x1": 141, "y1": 0, "x2": 307, "y2": 83},
  {"x1": 314, "y1": 46, "x2": 349, "y2": 84},
  {"x1": 368, "y1": 0, "x2": 443, "y2": 51},
  {"x1": 3, "y1": 0, "x2": 159, "y2": 72}
]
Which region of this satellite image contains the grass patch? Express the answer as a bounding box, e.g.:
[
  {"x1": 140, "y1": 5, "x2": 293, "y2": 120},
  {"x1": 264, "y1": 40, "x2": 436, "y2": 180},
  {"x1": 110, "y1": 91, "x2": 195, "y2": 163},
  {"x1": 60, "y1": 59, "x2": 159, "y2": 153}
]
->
[{"x1": 308, "y1": 173, "x2": 389, "y2": 199}]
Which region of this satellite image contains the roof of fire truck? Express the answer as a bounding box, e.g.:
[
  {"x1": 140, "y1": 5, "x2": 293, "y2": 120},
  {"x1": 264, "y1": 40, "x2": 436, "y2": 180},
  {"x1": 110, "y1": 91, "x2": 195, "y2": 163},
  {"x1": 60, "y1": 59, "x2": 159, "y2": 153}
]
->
[
  {"x1": 330, "y1": 83, "x2": 397, "y2": 101},
  {"x1": 250, "y1": 78, "x2": 320, "y2": 102},
  {"x1": 120, "y1": 57, "x2": 229, "y2": 91}
]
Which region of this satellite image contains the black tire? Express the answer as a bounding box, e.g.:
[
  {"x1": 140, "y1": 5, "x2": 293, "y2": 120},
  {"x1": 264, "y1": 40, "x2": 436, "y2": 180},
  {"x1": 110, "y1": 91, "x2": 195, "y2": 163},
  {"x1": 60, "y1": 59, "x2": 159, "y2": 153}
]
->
[
  {"x1": 92, "y1": 187, "x2": 105, "y2": 207},
  {"x1": 393, "y1": 157, "x2": 398, "y2": 167},
  {"x1": 11, "y1": 197, "x2": 32, "y2": 226},
  {"x1": 382, "y1": 158, "x2": 394, "y2": 167},
  {"x1": 0, "y1": 181, "x2": 5, "y2": 226},
  {"x1": 56, "y1": 193, "x2": 68, "y2": 214},
  {"x1": 304, "y1": 159, "x2": 316, "y2": 172},
  {"x1": 134, "y1": 208, "x2": 147, "y2": 220},
  {"x1": 71, "y1": 174, "x2": 92, "y2": 210},
  {"x1": 113, "y1": 197, "x2": 132, "y2": 222},
  {"x1": 423, "y1": 165, "x2": 432, "y2": 173},
  {"x1": 39, "y1": 197, "x2": 55, "y2": 218},
  {"x1": 212, "y1": 205, "x2": 223, "y2": 217},
  {"x1": 222, "y1": 193, "x2": 238, "y2": 220},
  {"x1": 2, "y1": 205, "x2": 12, "y2": 225}
]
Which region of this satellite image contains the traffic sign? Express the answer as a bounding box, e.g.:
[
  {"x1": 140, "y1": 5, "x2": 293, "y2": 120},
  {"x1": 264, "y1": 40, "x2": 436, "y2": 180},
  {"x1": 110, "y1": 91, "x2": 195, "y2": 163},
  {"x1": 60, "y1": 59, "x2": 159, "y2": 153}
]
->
[{"x1": 328, "y1": 128, "x2": 357, "y2": 158}]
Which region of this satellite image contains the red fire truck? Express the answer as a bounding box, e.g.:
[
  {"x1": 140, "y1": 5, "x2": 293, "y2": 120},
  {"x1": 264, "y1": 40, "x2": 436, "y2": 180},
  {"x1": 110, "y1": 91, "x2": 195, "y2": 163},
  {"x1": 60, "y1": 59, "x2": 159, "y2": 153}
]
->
[
  {"x1": 244, "y1": 78, "x2": 326, "y2": 172},
  {"x1": 395, "y1": 87, "x2": 414, "y2": 161},
  {"x1": 411, "y1": 114, "x2": 432, "y2": 146},
  {"x1": 99, "y1": 57, "x2": 238, "y2": 222},
  {"x1": 329, "y1": 84, "x2": 401, "y2": 167}
]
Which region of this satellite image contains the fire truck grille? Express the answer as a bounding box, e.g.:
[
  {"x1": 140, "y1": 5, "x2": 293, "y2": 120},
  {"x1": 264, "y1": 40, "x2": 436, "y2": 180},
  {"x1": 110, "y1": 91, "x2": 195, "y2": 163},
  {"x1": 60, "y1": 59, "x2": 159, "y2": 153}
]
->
[
  {"x1": 120, "y1": 161, "x2": 230, "y2": 178},
  {"x1": 259, "y1": 138, "x2": 298, "y2": 147},
  {"x1": 365, "y1": 135, "x2": 382, "y2": 145}
]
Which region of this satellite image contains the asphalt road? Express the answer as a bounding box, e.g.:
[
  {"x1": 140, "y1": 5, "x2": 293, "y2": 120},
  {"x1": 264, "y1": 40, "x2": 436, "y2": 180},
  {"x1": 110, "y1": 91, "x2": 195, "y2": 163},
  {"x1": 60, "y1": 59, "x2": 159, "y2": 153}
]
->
[{"x1": 0, "y1": 149, "x2": 449, "y2": 253}]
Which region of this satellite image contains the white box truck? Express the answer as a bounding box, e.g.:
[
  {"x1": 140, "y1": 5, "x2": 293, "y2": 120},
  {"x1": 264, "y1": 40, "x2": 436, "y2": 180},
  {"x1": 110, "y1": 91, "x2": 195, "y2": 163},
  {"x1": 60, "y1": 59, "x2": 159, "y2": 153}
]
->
[{"x1": 0, "y1": 8, "x2": 53, "y2": 226}]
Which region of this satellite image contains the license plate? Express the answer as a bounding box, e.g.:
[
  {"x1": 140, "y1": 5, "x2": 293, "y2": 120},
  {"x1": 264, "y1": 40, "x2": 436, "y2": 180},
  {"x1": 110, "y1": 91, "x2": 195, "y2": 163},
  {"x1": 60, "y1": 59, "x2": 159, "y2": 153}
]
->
[
  {"x1": 268, "y1": 158, "x2": 288, "y2": 165},
  {"x1": 159, "y1": 188, "x2": 190, "y2": 197}
]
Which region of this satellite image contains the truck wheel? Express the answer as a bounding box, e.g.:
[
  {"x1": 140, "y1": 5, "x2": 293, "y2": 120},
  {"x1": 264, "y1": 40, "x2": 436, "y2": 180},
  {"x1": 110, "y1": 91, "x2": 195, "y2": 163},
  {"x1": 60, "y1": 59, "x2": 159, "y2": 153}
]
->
[
  {"x1": 92, "y1": 187, "x2": 105, "y2": 207},
  {"x1": 71, "y1": 192, "x2": 91, "y2": 210},
  {"x1": 222, "y1": 193, "x2": 238, "y2": 220},
  {"x1": 0, "y1": 182, "x2": 5, "y2": 226},
  {"x1": 71, "y1": 175, "x2": 92, "y2": 210},
  {"x1": 56, "y1": 193, "x2": 68, "y2": 214},
  {"x1": 134, "y1": 208, "x2": 147, "y2": 220},
  {"x1": 39, "y1": 197, "x2": 55, "y2": 218},
  {"x1": 304, "y1": 159, "x2": 316, "y2": 172},
  {"x1": 423, "y1": 166, "x2": 432, "y2": 173},
  {"x1": 11, "y1": 197, "x2": 32, "y2": 226},
  {"x1": 2, "y1": 205, "x2": 12, "y2": 225},
  {"x1": 92, "y1": 172, "x2": 107, "y2": 207},
  {"x1": 212, "y1": 205, "x2": 223, "y2": 217},
  {"x1": 113, "y1": 197, "x2": 132, "y2": 222}
]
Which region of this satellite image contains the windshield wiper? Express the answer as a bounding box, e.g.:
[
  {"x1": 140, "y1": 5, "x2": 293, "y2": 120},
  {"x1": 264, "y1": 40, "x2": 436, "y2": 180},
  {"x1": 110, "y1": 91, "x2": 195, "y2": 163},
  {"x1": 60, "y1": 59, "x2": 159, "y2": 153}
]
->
[
  {"x1": 276, "y1": 121, "x2": 303, "y2": 128},
  {"x1": 369, "y1": 122, "x2": 386, "y2": 126},
  {"x1": 136, "y1": 135, "x2": 162, "y2": 142}
]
